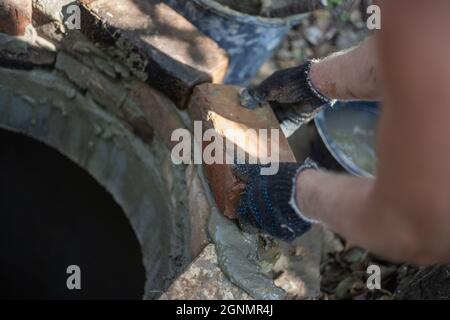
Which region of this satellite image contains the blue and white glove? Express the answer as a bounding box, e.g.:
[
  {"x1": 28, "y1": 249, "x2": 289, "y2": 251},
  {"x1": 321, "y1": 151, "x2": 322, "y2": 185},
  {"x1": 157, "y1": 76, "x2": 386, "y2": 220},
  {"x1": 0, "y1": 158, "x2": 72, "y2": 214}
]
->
[
  {"x1": 240, "y1": 61, "x2": 333, "y2": 137},
  {"x1": 232, "y1": 159, "x2": 319, "y2": 242}
]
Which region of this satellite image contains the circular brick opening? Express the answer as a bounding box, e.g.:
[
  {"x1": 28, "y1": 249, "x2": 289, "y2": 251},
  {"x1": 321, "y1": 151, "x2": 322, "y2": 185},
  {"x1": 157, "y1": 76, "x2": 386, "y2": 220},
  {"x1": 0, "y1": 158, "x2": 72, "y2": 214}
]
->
[{"x1": 0, "y1": 128, "x2": 146, "y2": 299}]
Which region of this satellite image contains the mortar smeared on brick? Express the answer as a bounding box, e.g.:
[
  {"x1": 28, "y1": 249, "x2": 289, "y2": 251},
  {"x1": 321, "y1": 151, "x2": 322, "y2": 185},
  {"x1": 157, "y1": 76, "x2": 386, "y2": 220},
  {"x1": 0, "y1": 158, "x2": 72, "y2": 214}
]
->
[{"x1": 208, "y1": 207, "x2": 287, "y2": 300}]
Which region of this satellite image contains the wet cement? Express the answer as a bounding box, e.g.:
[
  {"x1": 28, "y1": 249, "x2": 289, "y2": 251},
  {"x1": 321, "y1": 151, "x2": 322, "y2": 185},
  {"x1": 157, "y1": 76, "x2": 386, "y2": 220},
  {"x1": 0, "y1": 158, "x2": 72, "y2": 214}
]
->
[{"x1": 207, "y1": 207, "x2": 286, "y2": 300}]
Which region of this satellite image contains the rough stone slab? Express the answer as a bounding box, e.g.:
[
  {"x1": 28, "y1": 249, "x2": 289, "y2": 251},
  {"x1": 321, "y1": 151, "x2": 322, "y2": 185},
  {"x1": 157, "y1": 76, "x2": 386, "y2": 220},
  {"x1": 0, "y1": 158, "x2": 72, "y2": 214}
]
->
[
  {"x1": 79, "y1": 0, "x2": 229, "y2": 108},
  {"x1": 188, "y1": 83, "x2": 296, "y2": 216},
  {"x1": 273, "y1": 225, "x2": 324, "y2": 298},
  {"x1": 32, "y1": 0, "x2": 73, "y2": 22},
  {"x1": 160, "y1": 244, "x2": 252, "y2": 300},
  {"x1": 0, "y1": 0, "x2": 32, "y2": 35}
]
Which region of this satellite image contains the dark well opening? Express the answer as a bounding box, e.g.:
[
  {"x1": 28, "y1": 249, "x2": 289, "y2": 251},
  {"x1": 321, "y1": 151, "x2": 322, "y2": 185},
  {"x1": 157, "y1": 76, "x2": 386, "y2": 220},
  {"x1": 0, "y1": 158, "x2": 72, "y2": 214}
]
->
[{"x1": 0, "y1": 128, "x2": 146, "y2": 299}]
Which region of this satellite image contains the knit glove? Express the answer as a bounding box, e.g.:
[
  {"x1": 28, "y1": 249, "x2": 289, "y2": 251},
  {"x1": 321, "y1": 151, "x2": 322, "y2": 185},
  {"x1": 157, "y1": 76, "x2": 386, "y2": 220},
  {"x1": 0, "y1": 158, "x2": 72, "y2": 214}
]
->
[
  {"x1": 240, "y1": 61, "x2": 333, "y2": 137},
  {"x1": 232, "y1": 159, "x2": 319, "y2": 242}
]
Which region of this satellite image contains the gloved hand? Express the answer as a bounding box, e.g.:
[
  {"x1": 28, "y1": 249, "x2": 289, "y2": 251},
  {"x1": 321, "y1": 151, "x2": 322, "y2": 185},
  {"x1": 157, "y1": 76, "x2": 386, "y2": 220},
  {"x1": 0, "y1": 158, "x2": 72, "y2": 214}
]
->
[
  {"x1": 232, "y1": 159, "x2": 319, "y2": 242},
  {"x1": 240, "y1": 61, "x2": 333, "y2": 137}
]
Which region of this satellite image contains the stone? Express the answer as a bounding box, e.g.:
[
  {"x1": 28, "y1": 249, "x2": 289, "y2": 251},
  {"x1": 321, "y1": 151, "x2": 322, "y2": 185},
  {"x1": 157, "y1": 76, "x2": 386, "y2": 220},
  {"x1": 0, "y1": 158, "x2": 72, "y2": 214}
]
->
[
  {"x1": 304, "y1": 26, "x2": 323, "y2": 46},
  {"x1": 160, "y1": 244, "x2": 252, "y2": 300},
  {"x1": 0, "y1": 0, "x2": 32, "y2": 36},
  {"x1": 188, "y1": 83, "x2": 296, "y2": 217},
  {"x1": 79, "y1": 0, "x2": 229, "y2": 108},
  {"x1": 0, "y1": 26, "x2": 57, "y2": 69},
  {"x1": 32, "y1": 0, "x2": 72, "y2": 44}
]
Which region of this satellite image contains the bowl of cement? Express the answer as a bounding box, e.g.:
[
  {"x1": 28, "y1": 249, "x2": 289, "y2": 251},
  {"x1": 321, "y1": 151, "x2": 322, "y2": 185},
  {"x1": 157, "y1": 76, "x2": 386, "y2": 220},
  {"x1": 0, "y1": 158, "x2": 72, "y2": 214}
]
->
[{"x1": 314, "y1": 101, "x2": 379, "y2": 178}]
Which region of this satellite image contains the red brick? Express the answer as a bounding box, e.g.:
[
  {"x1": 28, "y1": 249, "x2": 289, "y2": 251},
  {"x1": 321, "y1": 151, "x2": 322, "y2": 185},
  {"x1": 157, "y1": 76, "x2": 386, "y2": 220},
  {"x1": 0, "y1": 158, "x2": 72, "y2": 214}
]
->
[
  {"x1": 79, "y1": 0, "x2": 229, "y2": 109},
  {"x1": 0, "y1": 0, "x2": 32, "y2": 35},
  {"x1": 127, "y1": 80, "x2": 186, "y2": 149},
  {"x1": 188, "y1": 84, "x2": 296, "y2": 218}
]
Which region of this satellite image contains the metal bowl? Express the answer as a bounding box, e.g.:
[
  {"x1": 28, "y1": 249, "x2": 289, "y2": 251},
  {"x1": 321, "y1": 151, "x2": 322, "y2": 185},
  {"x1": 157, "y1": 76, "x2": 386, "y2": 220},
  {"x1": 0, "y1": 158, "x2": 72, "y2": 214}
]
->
[{"x1": 314, "y1": 101, "x2": 379, "y2": 178}]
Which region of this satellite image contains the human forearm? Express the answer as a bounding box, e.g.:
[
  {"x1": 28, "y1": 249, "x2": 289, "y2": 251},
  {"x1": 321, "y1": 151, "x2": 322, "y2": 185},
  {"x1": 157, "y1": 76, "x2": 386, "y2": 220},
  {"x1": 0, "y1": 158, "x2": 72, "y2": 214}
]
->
[
  {"x1": 295, "y1": 169, "x2": 444, "y2": 264},
  {"x1": 310, "y1": 36, "x2": 381, "y2": 101}
]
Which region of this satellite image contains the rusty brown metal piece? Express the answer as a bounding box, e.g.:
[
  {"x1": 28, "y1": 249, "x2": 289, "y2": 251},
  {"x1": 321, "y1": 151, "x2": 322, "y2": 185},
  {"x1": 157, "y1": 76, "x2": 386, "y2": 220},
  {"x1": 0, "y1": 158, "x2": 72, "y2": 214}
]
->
[{"x1": 0, "y1": 0, "x2": 32, "y2": 36}]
